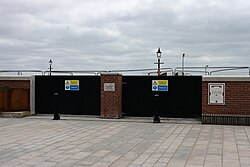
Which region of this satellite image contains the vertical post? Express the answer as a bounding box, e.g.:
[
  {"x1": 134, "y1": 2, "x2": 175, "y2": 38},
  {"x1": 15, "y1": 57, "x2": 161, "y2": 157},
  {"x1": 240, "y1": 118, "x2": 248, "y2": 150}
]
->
[
  {"x1": 49, "y1": 65, "x2": 52, "y2": 76},
  {"x1": 182, "y1": 53, "x2": 185, "y2": 76},
  {"x1": 153, "y1": 94, "x2": 160, "y2": 123},
  {"x1": 49, "y1": 59, "x2": 53, "y2": 76},
  {"x1": 157, "y1": 58, "x2": 160, "y2": 76},
  {"x1": 205, "y1": 65, "x2": 209, "y2": 75},
  {"x1": 52, "y1": 92, "x2": 60, "y2": 120}
]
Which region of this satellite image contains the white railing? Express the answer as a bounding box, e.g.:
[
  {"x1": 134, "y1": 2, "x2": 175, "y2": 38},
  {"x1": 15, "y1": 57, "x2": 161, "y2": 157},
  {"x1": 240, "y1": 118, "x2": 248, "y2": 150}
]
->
[
  {"x1": 0, "y1": 70, "x2": 44, "y2": 76},
  {"x1": 174, "y1": 66, "x2": 250, "y2": 76},
  {"x1": 0, "y1": 66, "x2": 249, "y2": 76}
]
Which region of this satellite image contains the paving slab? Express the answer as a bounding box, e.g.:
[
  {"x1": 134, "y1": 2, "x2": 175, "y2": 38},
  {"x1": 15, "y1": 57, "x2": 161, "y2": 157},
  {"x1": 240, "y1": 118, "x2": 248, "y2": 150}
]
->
[{"x1": 0, "y1": 115, "x2": 249, "y2": 167}]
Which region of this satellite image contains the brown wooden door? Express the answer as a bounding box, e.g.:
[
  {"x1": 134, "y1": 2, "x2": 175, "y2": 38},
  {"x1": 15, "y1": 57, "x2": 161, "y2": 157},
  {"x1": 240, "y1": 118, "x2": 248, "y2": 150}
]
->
[
  {"x1": 0, "y1": 89, "x2": 8, "y2": 111},
  {"x1": 9, "y1": 89, "x2": 30, "y2": 111}
]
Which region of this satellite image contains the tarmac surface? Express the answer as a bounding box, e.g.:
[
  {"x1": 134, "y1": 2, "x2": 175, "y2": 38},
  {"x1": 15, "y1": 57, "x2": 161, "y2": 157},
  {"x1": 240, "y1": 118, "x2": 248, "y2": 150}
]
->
[{"x1": 0, "y1": 115, "x2": 250, "y2": 167}]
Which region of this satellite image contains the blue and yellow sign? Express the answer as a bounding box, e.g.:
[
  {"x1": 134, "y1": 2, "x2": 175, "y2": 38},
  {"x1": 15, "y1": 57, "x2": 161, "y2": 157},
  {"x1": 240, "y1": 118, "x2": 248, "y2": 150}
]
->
[
  {"x1": 65, "y1": 80, "x2": 79, "y2": 91},
  {"x1": 152, "y1": 80, "x2": 168, "y2": 91}
]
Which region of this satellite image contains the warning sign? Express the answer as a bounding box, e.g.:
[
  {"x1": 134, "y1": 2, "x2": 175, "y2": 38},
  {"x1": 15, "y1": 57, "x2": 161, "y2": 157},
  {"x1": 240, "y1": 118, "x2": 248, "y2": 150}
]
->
[
  {"x1": 152, "y1": 80, "x2": 168, "y2": 91},
  {"x1": 65, "y1": 80, "x2": 79, "y2": 91}
]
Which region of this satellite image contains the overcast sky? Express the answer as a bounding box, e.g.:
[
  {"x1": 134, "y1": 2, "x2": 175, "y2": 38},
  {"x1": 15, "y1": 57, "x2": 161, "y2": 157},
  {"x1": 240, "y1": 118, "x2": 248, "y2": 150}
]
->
[{"x1": 0, "y1": 0, "x2": 250, "y2": 72}]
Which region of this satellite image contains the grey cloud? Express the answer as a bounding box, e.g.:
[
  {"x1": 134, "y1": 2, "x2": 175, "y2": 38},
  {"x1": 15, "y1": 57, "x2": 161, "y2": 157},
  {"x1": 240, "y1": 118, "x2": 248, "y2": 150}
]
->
[{"x1": 0, "y1": 0, "x2": 250, "y2": 72}]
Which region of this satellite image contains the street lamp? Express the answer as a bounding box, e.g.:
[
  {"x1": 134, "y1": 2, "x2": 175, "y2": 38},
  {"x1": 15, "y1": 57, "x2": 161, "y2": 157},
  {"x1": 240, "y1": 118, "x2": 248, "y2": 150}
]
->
[
  {"x1": 49, "y1": 59, "x2": 53, "y2": 76},
  {"x1": 182, "y1": 53, "x2": 185, "y2": 76},
  {"x1": 155, "y1": 48, "x2": 164, "y2": 76},
  {"x1": 153, "y1": 48, "x2": 164, "y2": 123}
]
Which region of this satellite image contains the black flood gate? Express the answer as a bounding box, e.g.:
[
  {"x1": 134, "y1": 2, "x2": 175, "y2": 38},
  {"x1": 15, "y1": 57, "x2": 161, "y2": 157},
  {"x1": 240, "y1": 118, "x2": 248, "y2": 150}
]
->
[
  {"x1": 35, "y1": 76, "x2": 100, "y2": 115},
  {"x1": 122, "y1": 76, "x2": 202, "y2": 118}
]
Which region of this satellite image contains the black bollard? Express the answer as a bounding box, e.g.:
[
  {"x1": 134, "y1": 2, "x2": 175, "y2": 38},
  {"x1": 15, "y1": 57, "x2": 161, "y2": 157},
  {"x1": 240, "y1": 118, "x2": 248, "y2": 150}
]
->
[
  {"x1": 52, "y1": 92, "x2": 60, "y2": 120},
  {"x1": 153, "y1": 94, "x2": 160, "y2": 123}
]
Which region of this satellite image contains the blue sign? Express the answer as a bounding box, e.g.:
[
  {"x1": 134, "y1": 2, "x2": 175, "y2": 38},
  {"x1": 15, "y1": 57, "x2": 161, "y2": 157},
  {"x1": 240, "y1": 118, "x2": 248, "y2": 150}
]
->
[
  {"x1": 70, "y1": 85, "x2": 79, "y2": 91},
  {"x1": 158, "y1": 86, "x2": 168, "y2": 91},
  {"x1": 153, "y1": 85, "x2": 158, "y2": 90}
]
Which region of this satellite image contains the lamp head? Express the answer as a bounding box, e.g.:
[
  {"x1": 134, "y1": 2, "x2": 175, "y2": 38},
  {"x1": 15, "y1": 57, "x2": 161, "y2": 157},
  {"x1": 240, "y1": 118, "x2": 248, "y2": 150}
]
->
[
  {"x1": 156, "y1": 47, "x2": 162, "y2": 59},
  {"x1": 49, "y1": 59, "x2": 53, "y2": 65}
]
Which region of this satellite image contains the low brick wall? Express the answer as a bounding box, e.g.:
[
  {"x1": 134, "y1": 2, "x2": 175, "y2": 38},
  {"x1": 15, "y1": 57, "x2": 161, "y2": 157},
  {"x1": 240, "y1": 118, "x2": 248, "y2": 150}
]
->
[{"x1": 202, "y1": 114, "x2": 250, "y2": 125}]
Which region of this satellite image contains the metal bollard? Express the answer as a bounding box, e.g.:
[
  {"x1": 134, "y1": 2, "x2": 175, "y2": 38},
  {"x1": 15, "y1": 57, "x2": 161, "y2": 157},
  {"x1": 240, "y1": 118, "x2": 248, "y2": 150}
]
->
[
  {"x1": 52, "y1": 92, "x2": 60, "y2": 120},
  {"x1": 153, "y1": 94, "x2": 160, "y2": 123}
]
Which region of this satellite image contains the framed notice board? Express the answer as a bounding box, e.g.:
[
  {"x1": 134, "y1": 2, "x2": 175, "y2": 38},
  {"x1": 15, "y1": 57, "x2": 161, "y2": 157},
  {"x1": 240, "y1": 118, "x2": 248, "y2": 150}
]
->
[{"x1": 208, "y1": 83, "x2": 225, "y2": 105}]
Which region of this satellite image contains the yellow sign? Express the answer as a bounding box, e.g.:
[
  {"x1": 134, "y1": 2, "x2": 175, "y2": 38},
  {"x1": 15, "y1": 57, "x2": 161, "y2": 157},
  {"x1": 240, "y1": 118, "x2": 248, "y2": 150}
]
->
[
  {"x1": 153, "y1": 81, "x2": 158, "y2": 85},
  {"x1": 65, "y1": 81, "x2": 70, "y2": 85},
  {"x1": 70, "y1": 80, "x2": 79, "y2": 85},
  {"x1": 158, "y1": 80, "x2": 168, "y2": 86}
]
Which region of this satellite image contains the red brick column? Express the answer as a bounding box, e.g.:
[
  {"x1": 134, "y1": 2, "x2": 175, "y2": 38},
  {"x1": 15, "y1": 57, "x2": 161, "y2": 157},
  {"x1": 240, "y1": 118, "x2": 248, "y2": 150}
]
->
[{"x1": 100, "y1": 73, "x2": 122, "y2": 119}]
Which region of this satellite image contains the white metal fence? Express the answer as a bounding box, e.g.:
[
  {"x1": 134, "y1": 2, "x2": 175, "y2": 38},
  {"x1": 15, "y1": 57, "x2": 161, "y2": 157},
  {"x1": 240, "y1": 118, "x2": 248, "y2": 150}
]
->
[{"x1": 0, "y1": 66, "x2": 249, "y2": 76}]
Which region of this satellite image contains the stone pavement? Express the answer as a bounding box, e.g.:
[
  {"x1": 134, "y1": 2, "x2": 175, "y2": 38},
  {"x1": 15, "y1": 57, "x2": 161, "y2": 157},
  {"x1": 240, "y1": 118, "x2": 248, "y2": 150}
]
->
[{"x1": 0, "y1": 116, "x2": 250, "y2": 167}]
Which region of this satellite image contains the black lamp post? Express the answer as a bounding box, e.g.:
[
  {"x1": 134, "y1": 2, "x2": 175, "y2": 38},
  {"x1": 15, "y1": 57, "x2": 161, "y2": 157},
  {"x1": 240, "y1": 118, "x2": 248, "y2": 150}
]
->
[
  {"x1": 155, "y1": 48, "x2": 163, "y2": 76},
  {"x1": 49, "y1": 59, "x2": 53, "y2": 76},
  {"x1": 153, "y1": 48, "x2": 163, "y2": 123}
]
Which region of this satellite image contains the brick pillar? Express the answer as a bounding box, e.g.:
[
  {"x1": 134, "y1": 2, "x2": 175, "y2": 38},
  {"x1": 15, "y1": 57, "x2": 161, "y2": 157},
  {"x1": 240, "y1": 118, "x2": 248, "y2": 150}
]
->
[{"x1": 101, "y1": 73, "x2": 122, "y2": 119}]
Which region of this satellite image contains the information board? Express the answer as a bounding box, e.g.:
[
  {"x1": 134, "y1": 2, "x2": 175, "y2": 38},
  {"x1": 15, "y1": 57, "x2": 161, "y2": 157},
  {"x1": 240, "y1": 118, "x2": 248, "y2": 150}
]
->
[
  {"x1": 208, "y1": 83, "x2": 225, "y2": 105},
  {"x1": 104, "y1": 83, "x2": 115, "y2": 92}
]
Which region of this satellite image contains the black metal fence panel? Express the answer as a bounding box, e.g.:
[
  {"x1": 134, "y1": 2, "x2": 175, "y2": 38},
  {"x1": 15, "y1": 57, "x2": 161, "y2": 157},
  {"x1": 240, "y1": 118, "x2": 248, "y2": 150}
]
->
[
  {"x1": 122, "y1": 76, "x2": 202, "y2": 118},
  {"x1": 35, "y1": 75, "x2": 201, "y2": 118},
  {"x1": 35, "y1": 76, "x2": 100, "y2": 115}
]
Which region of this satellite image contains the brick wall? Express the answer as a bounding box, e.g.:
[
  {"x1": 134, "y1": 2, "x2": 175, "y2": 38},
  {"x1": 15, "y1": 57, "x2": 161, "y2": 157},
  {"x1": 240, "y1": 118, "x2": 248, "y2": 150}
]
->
[
  {"x1": 0, "y1": 80, "x2": 30, "y2": 89},
  {"x1": 100, "y1": 74, "x2": 122, "y2": 118},
  {"x1": 0, "y1": 79, "x2": 30, "y2": 112},
  {"x1": 202, "y1": 77, "x2": 250, "y2": 115}
]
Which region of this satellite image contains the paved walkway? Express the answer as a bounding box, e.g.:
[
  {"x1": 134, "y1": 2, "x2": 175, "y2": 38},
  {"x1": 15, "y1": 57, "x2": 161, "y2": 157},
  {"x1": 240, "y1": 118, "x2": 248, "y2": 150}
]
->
[{"x1": 0, "y1": 116, "x2": 250, "y2": 167}]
